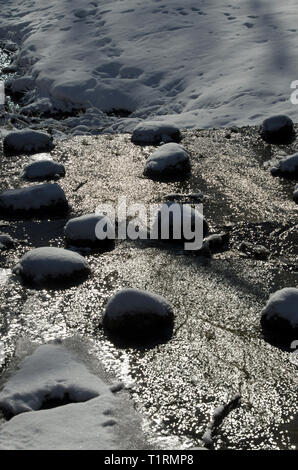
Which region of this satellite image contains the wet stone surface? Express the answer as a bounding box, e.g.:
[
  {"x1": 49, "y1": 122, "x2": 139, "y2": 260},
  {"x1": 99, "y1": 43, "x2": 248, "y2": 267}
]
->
[{"x1": 0, "y1": 127, "x2": 297, "y2": 449}]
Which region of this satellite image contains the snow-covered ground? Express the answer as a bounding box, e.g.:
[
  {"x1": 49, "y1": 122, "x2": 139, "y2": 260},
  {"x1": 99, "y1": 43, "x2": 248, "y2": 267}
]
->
[{"x1": 1, "y1": 0, "x2": 298, "y2": 133}]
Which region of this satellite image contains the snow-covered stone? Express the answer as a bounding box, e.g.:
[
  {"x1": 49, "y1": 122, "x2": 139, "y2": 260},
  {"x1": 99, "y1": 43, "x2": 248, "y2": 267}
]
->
[
  {"x1": 21, "y1": 159, "x2": 65, "y2": 181},
  {"x1": 0, "y1": 343, "x2": 110, "y2": 417},
  {"x1": 0, "y1": 234, "x2": 14, "y2": 250},
  {"x1": 3, "y1": 129, "x2": 53, "y2": 154},
  {"x1": 261, "y1": 288, "x2": 298, "y2": 339},
  {"x1": 293, "y1": 184, "x2": 298, "y2": 203},
  {"x1": 64, "y1": 213, "x2": 114, "y2": 247},
  {"x1": 13, "y1": 247, "x2": 90, "y2": 287},
  {"x1": 103, "y1": 288, "x2": 174, "y2": 338},
  {"x1": 154, "y1": 202, "x2": 209, "y2": 249},
  {"x1": 132, "y1": 121, "x2": 181, "y2": 145},
  {"x1": 0, "y1": 183, "x2": 68, "y2": 216},
  {"x1": 261, "y1": 115, "x2": 295, "y2": 145},
  {"x1": 270, "y1": 153, "x2": 298, "y2": 177},
  {"x1": 144, "y1": 143, "x2": 190, "y2": 179}
]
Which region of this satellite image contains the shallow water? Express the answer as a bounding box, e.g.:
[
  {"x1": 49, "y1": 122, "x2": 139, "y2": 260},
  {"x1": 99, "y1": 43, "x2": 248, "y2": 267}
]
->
[{"x1": 0, "y1": 128, "x2": 297, "y2": 449}]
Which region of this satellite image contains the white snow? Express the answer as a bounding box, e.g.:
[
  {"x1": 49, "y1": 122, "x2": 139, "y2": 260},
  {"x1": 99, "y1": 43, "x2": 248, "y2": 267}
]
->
[
  {"x1": 1, "y1": 0, "x2": 298, "y2": 132},
  {"x1": 3, "y1": 130, "x2": 53, "y2": 153},
  {"x1": 103, "y1": 288, "x2": 174, "y2": 334},
  {"x1": 132, "y1": 122, "x2": 181, "y2": 144},
  {"x1": 13, "y1": 247, "x2": 90, "y2": 285},
  {"x1": 64, "y1": 213, "x2": 114, "y2": 244},
  {"x1": 261, "y1": 288, "x2": 298, "y2": 328},
  {"x1": 21, "y1": 160, "x2": 65, "y2": 181},
  {"x1": 0, "y1": 343, "x2": 110, "y2": 416},
  {"x1": 144, "y1": 143, "x2": 190, "y2": 177},
  {"x1": 0, "y1": 183, "x2": 68, "y2": 213}
]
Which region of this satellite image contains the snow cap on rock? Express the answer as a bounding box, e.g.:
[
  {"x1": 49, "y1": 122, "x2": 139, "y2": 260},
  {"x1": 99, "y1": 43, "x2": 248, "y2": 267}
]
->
[
  {"x1": 3, "y1": 129, "x2": 53, "y2": 154},
  {"x1": 64, "y1": 213, "x2": 114, "y2": 247},
  {"x1": 261, "y1": 287, "x2": 298, "y2": 340},
  {"x1": 103, "y1": 288, "x2": 174, "y2": 339},
  {"x1": 13, "y1": 247, "x2": 90, "y2": 288},
  {"x1": 261, "y1": 115, "x2": 295, "y2": 145},
  {"x1": 21, "y1": 160, "x2": 65, "y2": 181},
  {"x1": 132, "y1": 121, "x2": 181, "y2": 145},
  {"x1": 144, "y1": 143, "x2": 190, "y2": 179},
  {"x1": 0, "y1": 183, "x2": 68, "y2": 216}
]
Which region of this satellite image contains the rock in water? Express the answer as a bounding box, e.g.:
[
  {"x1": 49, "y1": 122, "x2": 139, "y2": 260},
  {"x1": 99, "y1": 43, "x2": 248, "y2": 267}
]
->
[
  {"x1": 3, "y1": 130, "x2": 53, "y2": 154},
  {"x1": 132, "y1": 121, "x2": 181, "y2": 145},
  {"x1": 13, "y1": 247, "x2": 90, "y2": 288},
  {"x1": 103, "y1": 288, "x2": 174, "y2": 339},
  {"x1": 261, "y1": 288, "x2": 298, "y2": 341},
  {"x1": 64, "y1": 214, "x2": 115, "y2": 248},
  {"x1": 0, "y1": 184, "x2": 68, "y2": 217},
  {"x1": 21, "y1": 160, "x2": 65, "y2": 181},
  {"x1": 270, "y1": 153, "x2": 298, "y2": 178},
  {"x1": 293, "y1": 184, "x2": 298, "y2": 203},
  {"x1": 261, "y1": 115, "x2": 295, "y2": 145},
  {"x1": 144, "y1": 143, "x2": 190, "y2": 179}
]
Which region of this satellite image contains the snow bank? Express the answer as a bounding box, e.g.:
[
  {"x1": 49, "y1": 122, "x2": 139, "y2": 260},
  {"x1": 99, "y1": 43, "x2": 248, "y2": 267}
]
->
[
  {"x1": 271, "y1": 153, "x2": 298, "y2": 177},
  {"x1": 64, "y1": 213, "x2": 114, "y2": 247},
  {"x1": 0, "y1": 343, "x2": 110, "y2": 416},
  {"x1": 21, "y1": 160, "x2": 65, "y2": 181},
  {"x1": 261, "y1": 287, "x2": 298, "y2": 339},
  {"x1": 13, "y1": 247, "x2": 90, "y2": 287},
  {"x1": 293, "y1": 184, "x2": 298, "y2": 203},
  {"x1": 0, "y1": 342, "x2": 145, "y2": 450},
  {"x1": 3, "y1": 130, "x2": 53, "y2": 154},
  {"x1": 0, "y1": 183, "x2": 68, "y2": 216},
  {"x1": 1, "y1": 0, "x2": 298, "y2": 131},
  {"x1": 103, "y1": 288, "x2": 174, "y2": 338},
  {"x1": 132, "y1": 122, "x2": 181, "y2": 145},
  {"x1": 144, "y1": 143, "x2": 190, "y2": 179},
  {"x1": 261, "y1": 115, "x2": 295, "y2": 145}
]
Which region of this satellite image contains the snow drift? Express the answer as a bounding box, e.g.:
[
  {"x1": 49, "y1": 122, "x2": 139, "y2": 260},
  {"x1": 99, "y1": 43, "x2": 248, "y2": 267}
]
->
[{"x1": 1, "y1": 0, "x2": 298, "y2": 132}]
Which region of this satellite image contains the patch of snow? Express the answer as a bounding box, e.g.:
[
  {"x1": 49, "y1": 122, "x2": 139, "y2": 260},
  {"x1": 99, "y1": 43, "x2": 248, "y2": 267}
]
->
[
  {"x1": 103, "y1": 288, "x2": 174, "y2": 337},
  {"x1": 132, "y1": 122, "x2": 181, "y2": 145},
  {"x1": 0, "y1": 183, "x2": 68, "y2": 215},
  {"x1": 64, "y1": 213, "x2": 114, "y2": 246},
  {"x1": 21, "y1": 160, "x2": 65, "y2": 181},
  {"x1": 0, "y1": 342, "x2": 147, "y2": 449},
  {"x1": 0, "y1": 343, "x2": 110, "y2": 416},
  {"x1": 144, "y1": 143, "x2": 190, "y2": 178},
  {"x1": 3, "y1": 130, "x2": 53, "y2": 154},
  {"x1": 261, "y1": 115, "x2": 295, "y2": 145},
  {"x1": 261, "y1": 287, "x2": 298, "y2": 332},
  {"x1": 13, "y1": 247, "x2": 90, "y2": 286},
  {"x1": 1, "y1": 1, "x2": 298, "y2": 131}
]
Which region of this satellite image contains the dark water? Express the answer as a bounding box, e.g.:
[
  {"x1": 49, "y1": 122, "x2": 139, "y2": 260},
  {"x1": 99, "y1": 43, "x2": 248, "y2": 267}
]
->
[{"x1": 0, "y1": 126, "x2": 297, "y2": 447}]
